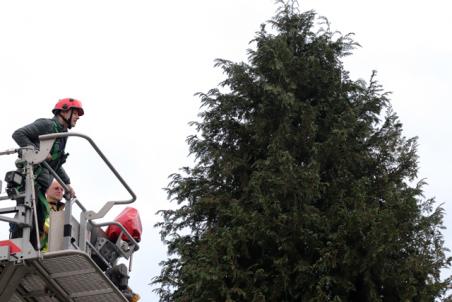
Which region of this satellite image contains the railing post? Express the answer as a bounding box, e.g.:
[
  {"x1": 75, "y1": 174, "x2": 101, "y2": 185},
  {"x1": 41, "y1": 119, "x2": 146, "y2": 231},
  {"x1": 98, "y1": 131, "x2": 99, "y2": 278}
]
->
[
  {"x1": 62, "y1": 198, "x2": 74, "y2": 250},
  {"x1": 79, "y1": 212, "x2": 89, "y2": 252},
  {"x1": 22, "y1": 160, "x2": 36, "y2": 252}
]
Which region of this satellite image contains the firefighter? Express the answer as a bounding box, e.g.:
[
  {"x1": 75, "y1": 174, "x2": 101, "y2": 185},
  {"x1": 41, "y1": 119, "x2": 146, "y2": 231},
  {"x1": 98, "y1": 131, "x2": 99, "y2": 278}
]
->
[
  {"x1": 39, "y1": 179, "x2": 66, "y2": 252},
  {"x1": 11, "y1": 98, "x2": 84, "y2": 249}
]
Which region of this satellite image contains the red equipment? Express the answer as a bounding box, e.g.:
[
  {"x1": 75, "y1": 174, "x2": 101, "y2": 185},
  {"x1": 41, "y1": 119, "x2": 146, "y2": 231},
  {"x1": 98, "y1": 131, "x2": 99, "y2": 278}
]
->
[
  {"x1": 0, "y1": 240, "x2": 21, "y2": 254},
  {"x1": 106, "y1": 207, "x2": 142, "y2": 242}
]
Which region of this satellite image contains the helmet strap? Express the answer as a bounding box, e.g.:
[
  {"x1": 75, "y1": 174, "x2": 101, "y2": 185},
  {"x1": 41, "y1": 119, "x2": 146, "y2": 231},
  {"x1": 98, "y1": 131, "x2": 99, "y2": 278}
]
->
[{"x1": 59, "y1": 110, "x2": 73, "y2": 129}]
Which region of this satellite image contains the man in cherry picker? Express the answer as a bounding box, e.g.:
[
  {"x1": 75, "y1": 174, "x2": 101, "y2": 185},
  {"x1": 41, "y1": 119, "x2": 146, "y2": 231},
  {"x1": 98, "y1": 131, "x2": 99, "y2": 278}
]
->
[
  {"x1": 39, "y1": 179, "x2": 66, "y2": 251},
  {"x1": 11, "y1": 98, "x2": 83, "y2": 249}
]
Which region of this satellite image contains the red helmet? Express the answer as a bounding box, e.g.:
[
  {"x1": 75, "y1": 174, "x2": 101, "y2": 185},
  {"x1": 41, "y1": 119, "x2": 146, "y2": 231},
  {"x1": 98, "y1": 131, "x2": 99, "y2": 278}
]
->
[{"x1": 52, "y1": 98, "x2": 84, "y2": 116}]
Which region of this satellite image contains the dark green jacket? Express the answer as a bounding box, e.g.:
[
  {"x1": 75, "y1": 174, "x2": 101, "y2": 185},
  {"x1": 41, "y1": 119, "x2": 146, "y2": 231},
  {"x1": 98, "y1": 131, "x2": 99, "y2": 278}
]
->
[{"x1": 12, "y1": 117, "x2": 70, "y2": 189}]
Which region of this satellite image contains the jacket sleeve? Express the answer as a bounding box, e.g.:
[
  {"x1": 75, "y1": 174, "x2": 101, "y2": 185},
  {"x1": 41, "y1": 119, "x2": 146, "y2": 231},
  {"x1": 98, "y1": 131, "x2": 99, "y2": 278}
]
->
[
  {"x1": 56, "y1": 166, "x2": 71, "y2": 185},
  {"x1": 12, "y1": 119, "x2": 53, "y2": 149}
]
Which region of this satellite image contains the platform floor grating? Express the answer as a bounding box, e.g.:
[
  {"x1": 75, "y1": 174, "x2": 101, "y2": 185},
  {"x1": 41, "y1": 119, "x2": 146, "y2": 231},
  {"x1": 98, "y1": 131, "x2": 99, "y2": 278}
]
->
[{"x1": 3, "y1": 250, "x2": 127, "y2": 302}]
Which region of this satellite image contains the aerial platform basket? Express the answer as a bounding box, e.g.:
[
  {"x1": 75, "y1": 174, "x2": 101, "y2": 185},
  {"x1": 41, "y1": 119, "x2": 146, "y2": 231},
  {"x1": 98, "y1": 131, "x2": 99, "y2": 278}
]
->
[{"x1": 0, "y1": 133, "x2": 140, "y2": 302}]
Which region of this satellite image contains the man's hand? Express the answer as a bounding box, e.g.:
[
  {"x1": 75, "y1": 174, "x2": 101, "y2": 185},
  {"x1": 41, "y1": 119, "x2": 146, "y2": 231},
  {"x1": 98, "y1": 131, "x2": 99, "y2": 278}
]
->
[{"x1": 66, "y1": 185, "x2": 76, "y2": 198}]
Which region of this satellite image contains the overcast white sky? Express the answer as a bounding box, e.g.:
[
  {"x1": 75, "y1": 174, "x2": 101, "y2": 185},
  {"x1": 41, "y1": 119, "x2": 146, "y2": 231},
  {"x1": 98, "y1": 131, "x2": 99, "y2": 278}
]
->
[{"x1": 0, "y1": 1, "x2": 450, "y2": 301}]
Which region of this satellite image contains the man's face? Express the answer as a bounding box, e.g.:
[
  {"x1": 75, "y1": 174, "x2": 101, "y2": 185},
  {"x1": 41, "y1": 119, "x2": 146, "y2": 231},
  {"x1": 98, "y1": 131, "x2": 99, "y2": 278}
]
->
[
  {"x1": 61, "y1": 109, "x2": 81, "y2": 128},
  {"x1": 46, "y1": 180, "x2": 64, "y2": 202}
]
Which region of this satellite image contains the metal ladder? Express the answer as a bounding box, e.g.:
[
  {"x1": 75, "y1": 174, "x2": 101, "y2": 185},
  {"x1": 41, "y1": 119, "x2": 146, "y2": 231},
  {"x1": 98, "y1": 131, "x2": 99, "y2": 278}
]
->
[{"x1": 0, "y1": 132, "x2": 140, "y2": 302}]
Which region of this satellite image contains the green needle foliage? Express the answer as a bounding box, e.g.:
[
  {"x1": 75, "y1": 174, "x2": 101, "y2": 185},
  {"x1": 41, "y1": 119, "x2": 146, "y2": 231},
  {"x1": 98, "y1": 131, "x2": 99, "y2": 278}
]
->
[{"x1": 153, "y1": 1, "x2": 451, "y2": 301}]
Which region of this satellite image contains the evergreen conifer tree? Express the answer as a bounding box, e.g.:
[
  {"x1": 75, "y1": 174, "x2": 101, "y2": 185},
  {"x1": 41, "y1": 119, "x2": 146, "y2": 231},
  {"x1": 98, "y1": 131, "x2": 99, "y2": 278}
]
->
[{"x1": 154, "y1": 1, "x2": 451, "y2": 301}]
